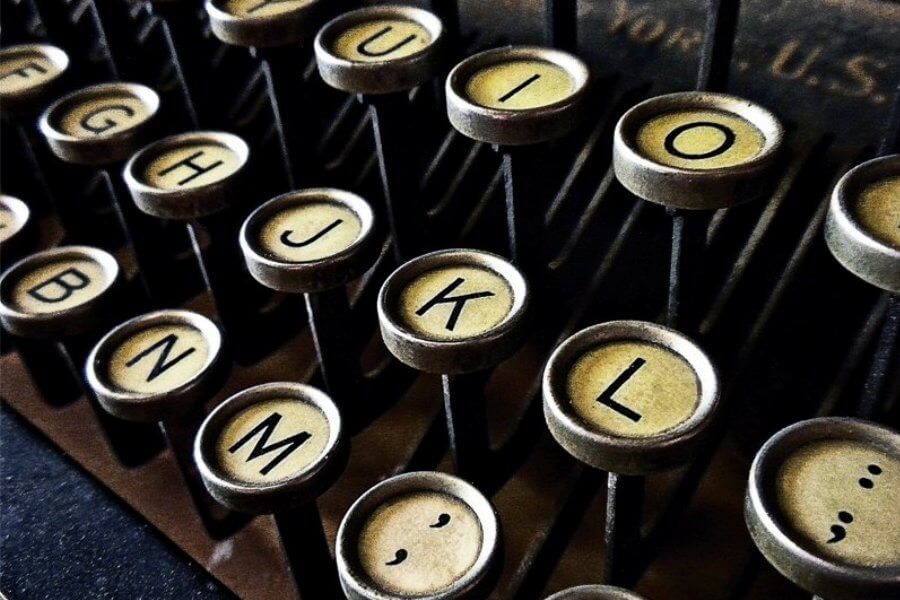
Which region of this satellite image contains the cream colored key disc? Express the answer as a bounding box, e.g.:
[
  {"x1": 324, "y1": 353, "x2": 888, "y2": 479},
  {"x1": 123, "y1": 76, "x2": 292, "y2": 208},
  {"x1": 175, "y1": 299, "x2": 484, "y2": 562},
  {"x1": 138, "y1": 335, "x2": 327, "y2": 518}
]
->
[
  {"x1": 0, "y1": 246, "x2": 120, "y2": 339},
  {"x1": 315, "y1": 5, "x2": 444, "y2": 95},
  {"x1": 194, "y1": 382, "x2": 345, "y2": 513},
  {"x1": 206, "y1": 0, "x2": 324, "y2": 47},
  {"x1": 39, "y1": 82, "x2": 160, "y2": 165},
  {"x1": 746, "y1": 417, "x2": 900, "y2": 599},
  {"x1": 0, "y1": 44, "x2": 69, "y2": 118},
  {"x1": 336, "y1": 471, "x2": 500, "y2": 600},
  {"x1": 0, "y1": 195, "x2": 31, "y2": 249},
  {"x1": 825, "y1": 154, "x2": 900, "y2": 294},
  {"x1": 613, "y1": 92, "x2": 784, "y2": 209},
  {"x1": 446, "y1": 46, "x2": 591, "y2": 146},
  {"x1": 378, "y1": 248, "x2": 531, "y2": 374},
  {"x1": 86, "y1": 310, "x2": 228, "y2": 422},
  {"x1": 543, "y1": 320, "x2": 720, "y2": 474}
]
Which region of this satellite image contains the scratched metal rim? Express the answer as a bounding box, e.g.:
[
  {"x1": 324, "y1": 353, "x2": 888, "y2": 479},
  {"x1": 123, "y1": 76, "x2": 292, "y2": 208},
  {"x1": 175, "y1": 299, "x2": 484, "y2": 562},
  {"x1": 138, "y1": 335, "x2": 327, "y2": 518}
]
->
[
  {"x1": 824, "y1": 154, "x2": 900, "y2": 294},
  {"x1": 377, "y1": 248, "x2": 531, "y2": 374},
  {"x1": 38, "y1": 82, "x2": 160, "y2": 165},
  {"x1": 0, "y1": 43, "x2": 70, "y2": 119},
  {"x1": 445, "y1": 45, "x2": 591, "y2": 146},
  {"x1": 613, "y1": 91, "x2": 784, "y2": 210},
  {"x1": 544, "y1": 584, "x2": 647, "y2": 600},
  {"x1": 194, "y1": 382, "x2": 346, "y2": 514},
  {"x1": 542, "y1": 320, "x2": 720, "y2": 475},
  {"x1": 335, "y1": 471, "x2": 501, "y2": 600},
  {"x1": 314, "y1": 5, "x2": 445, "y2": 95},
  {"x1": 205, "y1": 0, "x2": 324, "y2": 47},
  {"x1": 240, "y1": 188, "x2": 379, "y2": 294},
  {"x1": 86, "y1": 310, "x2": 228, "y2": 422},
  {"x1": 745, "y1": 417, "x2": 900, "y2": 599},
  {"x1": 123, "y1": 131, "x2": 250, "y2": 220},
  {"x1": 0, "y1": 245, "x2": 121, "y2": 339}
]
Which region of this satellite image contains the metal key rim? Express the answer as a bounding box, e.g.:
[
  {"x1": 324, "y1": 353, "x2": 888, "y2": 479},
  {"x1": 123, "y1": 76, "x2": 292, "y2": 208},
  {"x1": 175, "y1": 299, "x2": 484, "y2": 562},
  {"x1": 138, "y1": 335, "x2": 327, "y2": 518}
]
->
[
  {"x1": 0, "y1": 195, "x2": 31, "y2": 248},
  {"x1": 0, "y1": 43, "x2": 70, "y2": 118},
  {"x1": 545, "y1": 584, "x2": 647, "y2": 600},
  {"x1": 205, "y1": 0, "x2": 324, "y2": 47}
]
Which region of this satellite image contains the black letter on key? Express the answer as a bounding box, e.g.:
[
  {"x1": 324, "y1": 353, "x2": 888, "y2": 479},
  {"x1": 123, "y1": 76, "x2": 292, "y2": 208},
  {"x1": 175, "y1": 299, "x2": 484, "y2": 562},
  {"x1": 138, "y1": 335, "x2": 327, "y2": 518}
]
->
[
  {"x1": 157, "y1": 150, "x2": 224, "y2": 186},
  {"x1": 246, "y1": 0, "x2": 294, "y2": 13},
  {"x1": 416, "y1": 277, "x2": 495, "y2": 331},
  {"x1": 79, "y1": 104, "x2": 136, "y2": 135},
  {"x1": 357, "y1": 26, "x2": 417, "y2": 57},
  {"x1": 595, "y1": 357, "x2": 646, "y2": 422},
  {"x1": 498, "y1": 74, "x2": 541, "y2": 103},
  {"x1": 26, "y1": 267, "x2": 91, "y2": 303},
  {"x1": 125, "y1": 333, "x2": 197, "y2": 382},
  {"x1": 663, "y1": 122, "x2": 736, "y2": 160},
  {"x1": 0, "y1": 61, "x2": 48, "y2": 81},
  {"x1": 228, "y1": 412, "x2": 312, "y2": 475},
  {"x1": 281, "y1": 219, "x2": 344, "y2": 248}
]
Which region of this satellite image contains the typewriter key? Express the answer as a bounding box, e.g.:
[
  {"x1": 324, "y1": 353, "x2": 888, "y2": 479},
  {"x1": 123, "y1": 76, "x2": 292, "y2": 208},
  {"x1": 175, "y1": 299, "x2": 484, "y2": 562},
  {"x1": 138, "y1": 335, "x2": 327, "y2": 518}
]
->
[
  {"x1": 195, "y1": 382, "x2": 345, "y2": 597},
  {"x1": 205, "y1": 0, "x2": 325, "y2": 48},
  {"x1": 545, "y1": 585, "x2": 646, "y2": 600},
  {"x1": 0, "y1": 44, "x2": 69, "y2": 120},
  {"x1": 316, "y1": 5, "x2": 445, "y2": 261},
  {"x1": 746, "y1": 417, "x2": 900, "y2": 599},
  {"x1": 446, "y1": 46, "x2": 590, "y2": 275},
  {"x1": 379, "y1": 249, "x2": 530, "y2": 481},
  {"x1": 336, "y1": 471, "x2": 501, "y2": 600},
  {"x1": 240, "y1": 188, "x2": 378, "y2": 419},
  {"x1": 0, "y1": 195, "x2": 34, "y2": 267}
]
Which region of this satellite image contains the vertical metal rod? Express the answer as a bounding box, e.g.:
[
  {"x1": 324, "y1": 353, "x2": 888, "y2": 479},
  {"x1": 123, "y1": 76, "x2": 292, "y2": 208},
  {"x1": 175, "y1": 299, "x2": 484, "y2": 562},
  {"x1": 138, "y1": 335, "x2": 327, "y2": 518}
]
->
[
  {"x1": 152, "y1": 5, "x2": 201, "y2": 128},
  {"x1": 273, "y1": 504, "x2": 339, "y2": 599},
  {"x1": 441, "y1": 372, "x2": 491, "y2": 485},
  {"x1": 429, "y1": 0, "x2": 460, "y2": 46},
  {"x1": 501, "y1": 147, "x2": 545, "y2": 279},
  {"x1": 89, "y1": 0, "x2": 142, "y2": 81},
  {"x1": 545, "y1": 0, "x2": 578, "y2": 53},
  {"x1": 666, "y1": 209, "x2": 708, "y2": 331},
  {"x1": 13, "y1": 337, "x2": 82, "y2": 406},
  {"x1": 877, "y1": 83, "x2": 900, "y2": 156},
  {"x1": 369, "y1": 95, "x2": 428, "y2": 262},
  {"x1": 857, "y1": 294, "x2": 900, "y2": 420},
  {"x1": 696, "y1": 0, "x2": 741, "y2": 93},
  {"x1": 603, "y1": 472, "x2": 644, "y2": 586}
]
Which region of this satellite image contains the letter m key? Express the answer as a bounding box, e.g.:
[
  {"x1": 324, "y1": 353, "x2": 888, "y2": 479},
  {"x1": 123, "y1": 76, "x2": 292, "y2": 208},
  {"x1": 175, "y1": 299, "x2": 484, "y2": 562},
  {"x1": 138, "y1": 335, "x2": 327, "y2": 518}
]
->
[{"x1": 227, "y1": 412, "x2": 312, "y2": 476}]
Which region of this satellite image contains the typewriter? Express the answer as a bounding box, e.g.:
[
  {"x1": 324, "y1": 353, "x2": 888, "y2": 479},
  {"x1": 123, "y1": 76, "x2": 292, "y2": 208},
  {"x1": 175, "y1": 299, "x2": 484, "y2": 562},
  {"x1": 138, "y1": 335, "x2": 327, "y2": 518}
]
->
[{"x1": 1, "y1": 0, "x2": 898, "y2": 599}]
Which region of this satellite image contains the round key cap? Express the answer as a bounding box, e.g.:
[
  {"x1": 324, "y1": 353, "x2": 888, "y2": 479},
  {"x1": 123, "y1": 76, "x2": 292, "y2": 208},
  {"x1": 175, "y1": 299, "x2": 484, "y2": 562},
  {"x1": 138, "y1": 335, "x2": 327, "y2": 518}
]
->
[
  {"x1": 0, "y1": 195, "x2": 33, "y2": 265},
  {"x1": 39, "y1": 82, "x2": 160, "y2": 165},
  {"x1": 0, "y1": 245, "x2": 120, "y2": 339},
  {"x1": 315, "y1": 5, "x2": 445, "y2": 95},
  {"x1": 613, "y1": 91, "x2": 784, "y2": 210},
  {"x1": 446, "y1": 46, "x2": 591, "y2": 146},
  {"x1": 546, "y1": 585, "x2": 647, "y2": 600},
  {"x1": 745, "y1": 417, "x2": 900, "y2": 599},
  {"x1": 543, "y1": 320, "x2": 720, "y2": 474},
  {"x1": 825, "y1": 154, "x2": 900, "y2": 294},
  {"x1": 86, "y1": 310, "x2": 228, "y2": 422},
  {"x1": 378, "y1": 248, "x2": 530, "y2": 374},
  {"x1": 124, "y1": 131, "x2": 250, "y2": 220},
  {"x1": 0, "y1": 43, "x2": 70, "y2": 119},
  {"x1": 205, "y1": 0, "x2": 325, "y2": 47},
  {"x1": 336, "y1": 471, "x2": 501, "y2": 600}
]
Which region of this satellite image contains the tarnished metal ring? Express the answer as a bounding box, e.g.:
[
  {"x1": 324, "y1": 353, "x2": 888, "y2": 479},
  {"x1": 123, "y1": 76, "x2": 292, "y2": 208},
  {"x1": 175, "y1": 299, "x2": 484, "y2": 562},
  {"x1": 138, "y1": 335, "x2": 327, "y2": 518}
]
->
[
  {"x1": 545, "y1": 585, "x2": 647, "y2": 600},
  {"x1": 336, "y1": 471, "x2": 501, "y2": 600},
  {"x1": 194, "y1": 382, "x2": 346, "y2": 514},
  {"x1": 613, "y1": 92, "x2": 784, "y2": 210},
  {"x1": 240, "y1": 188, "x2": 378, "y2": 294},
  {"x1": 825, "y1": 154, "x2": 900, "y2": 294},
  {"x1": 86, "y1": 310, "x2": 228, "y2": 422},
  {"x1": 0, "y1": 245, "x2": 121, "y2": 339},
  {"x1": 446, "y1": 46, "x2": 591, "y2": 146},
  {"x1": 378, "y1": 248, "x2": 531, "y2": 374},
  {"x1": 39, "y1": 82, "x2": 160, "y2": 166},
  {"x1": 0, "y1": 44, "x2": 69, "y2": 119},
  {"x1": 124, "y1": 131, "x2": 250, "y2": 220},
  {"x1": 745, "y1": 417, "x2": 900, "y2": 599},
  {"x1": 543, "y1": 320, "x2": 720, "y2": 475},
  {"x1": 205, "y1": 0, "x2": 324, "y2": 48}
]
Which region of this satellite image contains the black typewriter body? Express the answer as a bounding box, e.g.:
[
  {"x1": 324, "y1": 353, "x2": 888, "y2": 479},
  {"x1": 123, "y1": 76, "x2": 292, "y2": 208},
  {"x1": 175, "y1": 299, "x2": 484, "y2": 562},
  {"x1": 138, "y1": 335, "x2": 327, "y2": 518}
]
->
[{"x1": 0, "y1": 1, "x2": 898, "y2": 599}]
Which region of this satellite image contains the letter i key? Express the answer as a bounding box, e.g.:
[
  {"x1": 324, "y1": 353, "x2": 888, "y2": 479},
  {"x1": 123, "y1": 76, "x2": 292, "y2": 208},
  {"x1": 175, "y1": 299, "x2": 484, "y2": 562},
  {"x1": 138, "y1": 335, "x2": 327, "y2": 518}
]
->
[
  {"x1": 0, "y1": 246, "x2": 165, "y2": 465},
  {"x1": 195, "y1": 382, "x2": 347, "y2": 598},
  {"x1": 315, "y1": 5, "x2": 446, "y2": 262}
]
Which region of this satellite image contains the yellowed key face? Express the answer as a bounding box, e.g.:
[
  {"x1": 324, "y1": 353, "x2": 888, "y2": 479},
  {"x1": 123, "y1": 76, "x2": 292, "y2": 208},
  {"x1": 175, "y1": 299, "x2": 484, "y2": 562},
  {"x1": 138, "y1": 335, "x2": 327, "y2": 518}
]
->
[
  {"x1": 358, "y1": 491, "x2": 483, "y2": 595},
  {"x1": 566, "y1": 341, "x2": 700, "y2": 438},
  {"x1": 142, "y1": 144, "x2": 244, "y2": 191},
  {"x1": 259, "y1": 201, "x2": 363, "y2": 263},
  {"x1": 0, "y1": 52, "x2": 62, "y2": 95},
  {"x1": 106, "y1": 324, "x2": 211, "y2": 394},
  {"x1": 635, "y1": 109, "x2": 766, "y2": 170},
  {"x1": 11, "y1": 258, "x2": 110, "y2": 314},
  {"x1": 332, "y1": 19, "x2": 431, "y2": 63},
  {"x1": 855, "y1": 176, "x2": 900, "y2": 249},
  {"x1": 397, "y1": 266, "x2": 514, "y2": 341},
  {"x1": 776, "y1": 440, "x2": 900, "y2": 567},
  {"x1": 216, "y1": 398, "x2": 330, "y2": 484},
  {"x1": 465, "y1": 60, "x2": 575, "y2": 110},
  {"x1": 58, "y1": 93, "x2": 153, "y2": 138},
  {"x1": 0, "y1": 202, "x2": 27, "y2": 243},
  {"x1": 222, "y1": 0, "x2": 307, "y2": 17}
]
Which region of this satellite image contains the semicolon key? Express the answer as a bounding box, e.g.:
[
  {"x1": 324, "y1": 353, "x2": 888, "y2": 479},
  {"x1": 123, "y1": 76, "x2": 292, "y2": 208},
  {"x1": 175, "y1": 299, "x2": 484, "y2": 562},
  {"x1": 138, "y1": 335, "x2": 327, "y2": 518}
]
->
[
  {"x1": 195, "y1": 382, "x2": 347, "y2": 598},
  {"x1": 0, "y1": 245, "x2": 165, "y2": 465},
  {"x1": 543, "y1": 320, "x2": 721, "y2": 585}
]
